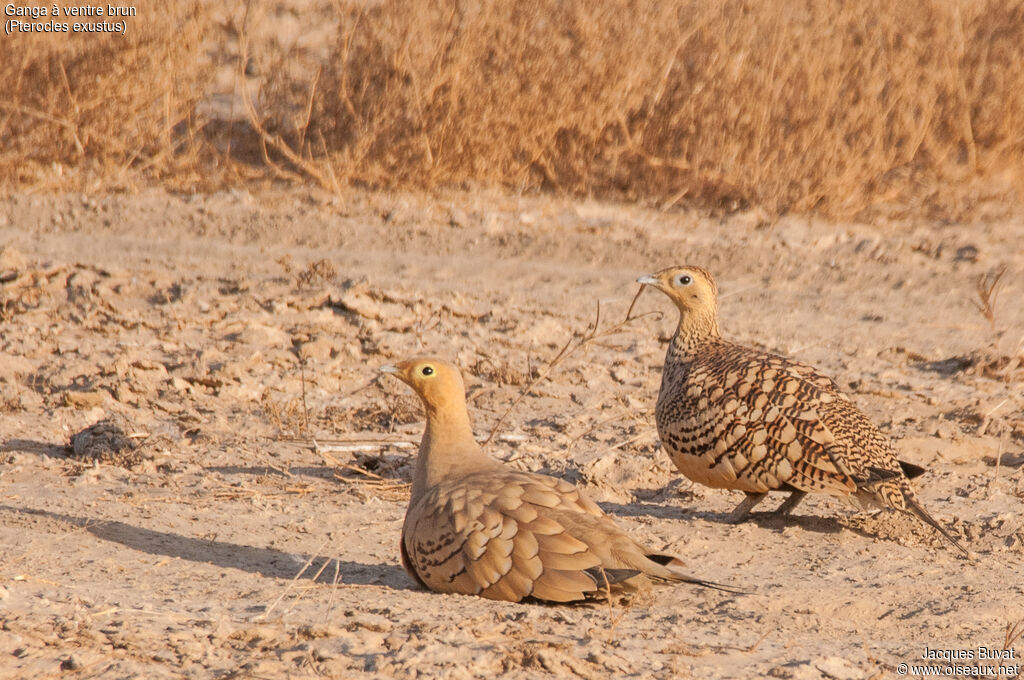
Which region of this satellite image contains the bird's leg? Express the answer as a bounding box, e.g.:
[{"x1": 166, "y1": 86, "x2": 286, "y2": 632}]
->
[
  {"x1": 772, "y1": 490, "x2": 807, "y2": 517},
  {"x1": 726, "y1": 492, "x2": 767, "y2": 523}
]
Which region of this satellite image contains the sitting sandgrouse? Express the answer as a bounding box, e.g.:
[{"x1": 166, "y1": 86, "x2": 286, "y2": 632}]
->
[
  {"x1": 381, "y1": 356, "x2": 740, "y2": 602},
  {"x1": 637, "y1": 266, "x2": 968, "y2": 557}
]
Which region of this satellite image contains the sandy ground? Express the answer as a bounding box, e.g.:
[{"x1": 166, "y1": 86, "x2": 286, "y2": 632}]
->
[{"x1": 1, "y1": 188, "x2": 1022, "y2": 679}]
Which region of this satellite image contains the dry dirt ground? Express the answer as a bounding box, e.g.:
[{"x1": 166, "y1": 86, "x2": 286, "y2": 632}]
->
[{"x1": 1, "y1": 188, "x2": 1022, "y2": 679}]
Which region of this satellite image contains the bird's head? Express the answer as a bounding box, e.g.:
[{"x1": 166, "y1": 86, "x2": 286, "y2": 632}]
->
[
  {"x1": 636, "y1": 265, "x2": 719, "y2": 314},
  {"x1": 380, "y1": 356, "x2": 466, "y2": 413}
]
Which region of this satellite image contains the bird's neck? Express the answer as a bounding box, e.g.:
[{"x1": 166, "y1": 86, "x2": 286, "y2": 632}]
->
[
  {"x1": 670, "y1": 308, "x2": 721, "y2": 357},
  {"x1": 411, "y1": 403, "x2": 497, "y2": 502}
]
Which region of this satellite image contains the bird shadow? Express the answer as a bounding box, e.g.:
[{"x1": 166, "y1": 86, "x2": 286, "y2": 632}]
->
[
  {"x1": 597, "y1": 498, "x2": 890, "y2": 541},
  {"x1": 597, "y1": 500, "x2": 685, "y2": 521},
  {"x1": 1, "y1": 438, "x2": 69, "y2": 459},
  {"x1": 728, "y1": 511, "x2": 850, "y2": 537},
  {"x1": 0, "y1": 504, "x2": 412, "y2": 590}
]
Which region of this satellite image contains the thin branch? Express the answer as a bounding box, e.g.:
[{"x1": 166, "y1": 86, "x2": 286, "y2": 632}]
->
[
  {"x1": 483, "y1": 286, "x2": 659, "y2": 446},
  {"x1": 237, "y1": 31, "x2": 340, "y2": 192}
]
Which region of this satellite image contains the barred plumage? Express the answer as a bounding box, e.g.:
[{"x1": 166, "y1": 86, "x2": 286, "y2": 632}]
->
[
  {"x1": 638, "y1": 266, "x2": 968, "y2": 557},
  {"x1": 382, "y1": 357, "x2": 740, "y2": 602}
]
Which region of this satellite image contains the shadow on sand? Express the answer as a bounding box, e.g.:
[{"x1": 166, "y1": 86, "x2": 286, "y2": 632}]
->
[
  {"x1": 1, "y1": 438, "x2": 69, "y2": 459},
  {"x1": 597, "y1": 496, "x2": 896, "y2": 542},
  {"x1": 0, "y1": 504, "x2": 412, "y2": 590}
]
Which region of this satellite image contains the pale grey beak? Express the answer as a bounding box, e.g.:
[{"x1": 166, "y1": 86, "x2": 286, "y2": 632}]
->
[
  {"x1": 636, "y1": 275, "x2": 658, "y2": 285},
  {"x1": 380, "y1": 365, "x2": 399, "y2": 374}
]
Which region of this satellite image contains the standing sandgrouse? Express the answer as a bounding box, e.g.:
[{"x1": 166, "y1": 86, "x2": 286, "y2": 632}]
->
[
  {"x1": 381, "y1": 356, "x2": 740, "y2": 602},
  {"x1": 637, "y1": 266, "x2": 968, "y2": 557}
]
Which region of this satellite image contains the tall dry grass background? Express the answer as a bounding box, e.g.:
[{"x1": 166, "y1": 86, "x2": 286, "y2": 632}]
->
[
  {"x1": 0, "y1": 2, "x2": 213, "y2": 188},
  {"x1": 3, "y1": 0, "x2": 1024, "y2": 218}
]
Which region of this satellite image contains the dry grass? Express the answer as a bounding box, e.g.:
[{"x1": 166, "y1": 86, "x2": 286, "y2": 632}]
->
[
  {"x1": 4, "y1": 0, "x2": 1024, "y2": 218},
  {"x1": 294, "y1": 259, "x2": 338, "y2": 289},
  {"x1": 974, "y1": 266, "x2": 1008, "y2": 329},
  {"x1": 252, "y1": 0, "x2": 1024, "y2": 218},
  {"x1": 0, "y1": 2, "x2": 214, "y2": 188}
]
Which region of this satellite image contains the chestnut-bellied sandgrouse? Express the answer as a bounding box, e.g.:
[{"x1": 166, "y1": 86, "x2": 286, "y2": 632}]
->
[
  {"x1": 381, "y1": 356, "x2": 741, "y2": 602},
  {"x1": 637, "y1": 266, "x2": 968, "y2": 557}
]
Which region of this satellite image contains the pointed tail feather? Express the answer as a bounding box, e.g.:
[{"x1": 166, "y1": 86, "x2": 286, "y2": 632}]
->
[
  {"x1": 584, "y1": 566, "x2": 641, "y2": 588},
  {"x1": 904, "y1": 496, "x2": 971, "y2": 558},
  {"x1": 898, "y1": 460, "x2": 927, "y2": 480},
  {"x1": 646, "y1": 554, "x2": 749, "y2": 594}
]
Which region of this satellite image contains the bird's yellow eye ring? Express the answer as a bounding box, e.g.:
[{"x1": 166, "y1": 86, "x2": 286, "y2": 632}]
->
[
  {"x1": 421, "y1": 366, "x2": 435, "y2": 376},
  {"x1": 676, "y1": 274, "x2": 692, "y2": 286}
]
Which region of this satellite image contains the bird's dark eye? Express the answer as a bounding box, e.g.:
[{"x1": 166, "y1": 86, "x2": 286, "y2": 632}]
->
[
  {"x1": 677, "y1": 275, "x2": 692, "y2": 286},
  {"x1": 421, "y1": 366, "x2": 434, "y2": 376}
]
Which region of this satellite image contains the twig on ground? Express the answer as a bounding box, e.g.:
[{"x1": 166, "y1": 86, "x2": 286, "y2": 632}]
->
[
  {"x1": 483, "y1": 287, "x2": 659, "y2": 446},
  {"x1": 313, "y1": 441, "x2": 415, "y2": 453},
  {"x1": 299, "y1": 359, "x2": 310, "y2": 433},
  {"x1": 257, "y1": 537, "x2": 332, "y2": 621},
  {"x1": 317, "y1": 447, "x2": 411, "y2": 498},
  {"x1": 744, "y1": 630, "x2": 770, "y2": 653},
  {"x1": 1005, "y1": 617, "x2": 1024, "y2": 651},
  {"x1": 324, "y1": 554, "x2": 342, "y2": 624},
  {"x1": 1004, "y1": 618, "x2": 1024, "y2": 679},
  {"x1": 211, "y1": 483, "x2": 313, "y2": 501}
]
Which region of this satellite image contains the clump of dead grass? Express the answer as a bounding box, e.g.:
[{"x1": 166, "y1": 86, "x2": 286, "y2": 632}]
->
[
  {"x1": 5, "y1": 1, "x2": 1024, "y2": 218},
  {"x1": 0, "y1": 2, "x2": 215, "y2": 188},
  {"x1": 974, "y1": 266, "x2": 1008, "y2": 330},
  {"x1": 966, "y1": 265, "x2": 1023, "y2": 384},
  {"x1": 67, "y1": 415, "x2": 152, "y2": 468},
  {"x1": 253, "y1": 0, "x2": 1024, "y2": 218},
  {"x1": 260, "y1": 389, "x2": 309, "y2": 437},
  {"x1": 295, "y1": 259, "x2": 337, "y2": 289}
]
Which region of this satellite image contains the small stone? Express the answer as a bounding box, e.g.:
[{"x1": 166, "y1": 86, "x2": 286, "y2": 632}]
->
[
  {"x1": 113, "y1": 384, "x2": 136, "y2": 404},
  {"x1": 610, "y1": 364, "x2": 641, "y2": 386},
  {"x1": 335, "y1": 287, "x2": 381, "y2": 320},
  {"x1": 170, "y1": 376, "x2": 194, "y2": 394},
  {"x1": 814, "y1": 656, "x2": 865, "y2": 680},
  {"x1": 65, "y1": 269, "x2": 100, "y2": 306},
  {"x1": 954, "y1": 245, "x2": 979, "y2": 262},
  {"x1": 448, "y1": 207, "x2": 469, "y2": 228},
  {"x1": 61, "y1": 655, "x2": 83, "y2": 671},
  {"x1": 299, "y1": 338, "x2": 335, "y2": 361},
  {"x1": 0, "y1": 246, "x2": 28, "y2": 276},
  {"x1": 63, "y1": 390, "x2": 107, "y2": 409},
  {"x1": 227, "y1": 324, "x2": 289, "y2": 348}
]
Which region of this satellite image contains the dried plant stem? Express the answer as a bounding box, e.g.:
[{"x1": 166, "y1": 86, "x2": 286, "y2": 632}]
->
[
  {"x1": 249, "y1": 0, "x2": 1024, "y2": 219},
  {"x1": 1005, "y1": 618, "x2": 1024, "y2": 651},
  {"x1": 483, "y1": 286, "x2": 658, "y2": 446},
  {"x1": 237, "y1": 31, "x2": 341, "y2": 193},
  {"x1": 299, "y1": 359, "x2": 310, "y2": 433},
  {"x1": 258, "y1": 537, "x2": 332, "y2": 621},
  {"x1": 974, "y1": 265, "x2": 1008, "y2": 330}
]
